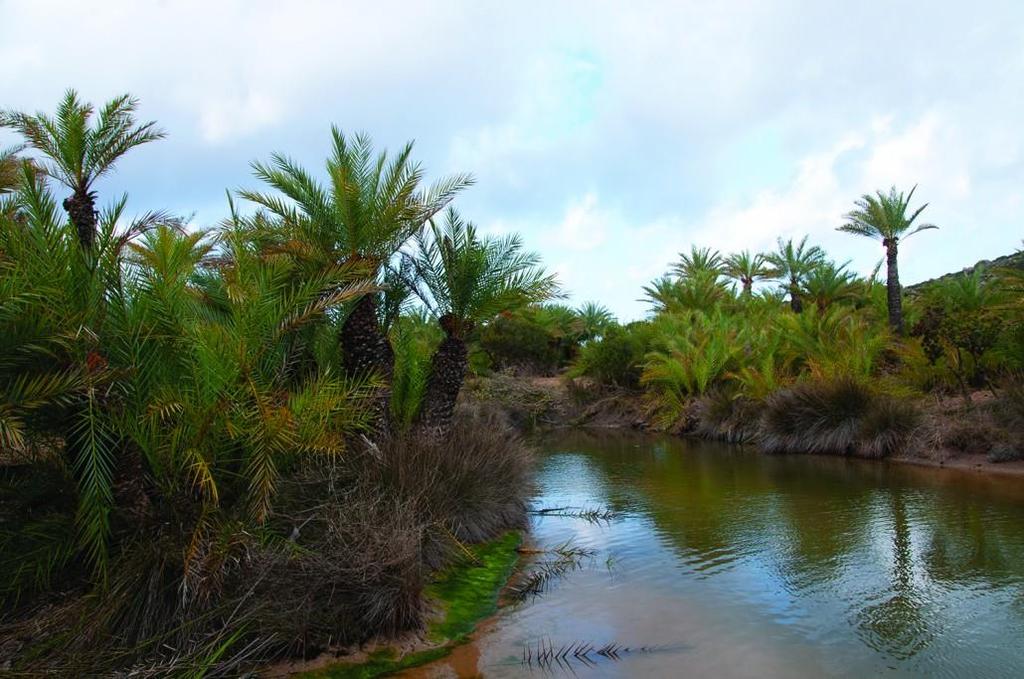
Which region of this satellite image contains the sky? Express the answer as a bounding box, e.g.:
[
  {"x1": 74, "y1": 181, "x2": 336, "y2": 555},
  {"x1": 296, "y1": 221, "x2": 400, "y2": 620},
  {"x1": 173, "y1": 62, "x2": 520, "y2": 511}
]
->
[{"x1": 2, "y1": 0, "x2": 1023, "y2": 320}]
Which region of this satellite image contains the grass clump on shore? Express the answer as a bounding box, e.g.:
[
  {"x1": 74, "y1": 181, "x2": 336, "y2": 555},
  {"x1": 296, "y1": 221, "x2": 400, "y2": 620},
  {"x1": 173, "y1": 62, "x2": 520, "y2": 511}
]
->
[
  {"x1": 299, "y1": 530, "x2": 521, "y2": 679},
  {"x1": 760, "y1": 378, "x2": 920, "y2": 458}
]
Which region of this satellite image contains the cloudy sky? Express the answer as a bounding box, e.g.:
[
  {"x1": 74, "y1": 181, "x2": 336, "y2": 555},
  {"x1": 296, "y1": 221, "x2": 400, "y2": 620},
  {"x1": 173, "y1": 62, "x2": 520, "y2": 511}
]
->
[{"x1": 3, "y1": 1, "x2": 1022, "y2": 318}]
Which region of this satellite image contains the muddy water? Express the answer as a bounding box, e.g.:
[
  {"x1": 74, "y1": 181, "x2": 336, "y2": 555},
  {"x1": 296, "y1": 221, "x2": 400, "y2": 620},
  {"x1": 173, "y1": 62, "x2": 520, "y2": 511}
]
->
[{"x1": 405, "y1": 430, "x2": 1024, "y2": 678}]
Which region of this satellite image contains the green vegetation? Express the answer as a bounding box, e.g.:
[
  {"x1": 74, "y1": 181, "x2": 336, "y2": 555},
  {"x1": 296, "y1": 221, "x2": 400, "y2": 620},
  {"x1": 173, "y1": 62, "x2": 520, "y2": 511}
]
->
[
  {"x1": 571, "y1": 214, "x2": 1023, "y2": 459},
  {"x1": 425, "y1": 530, "x2": 521, "y2": 641},
  {"x1": 0, "y1": 91, "x2": 547, "y2": 675}
]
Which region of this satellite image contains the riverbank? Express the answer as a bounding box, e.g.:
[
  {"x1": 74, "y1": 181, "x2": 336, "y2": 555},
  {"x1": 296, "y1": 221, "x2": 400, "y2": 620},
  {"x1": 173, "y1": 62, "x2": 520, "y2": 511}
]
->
[{"x1": 464, "y1": 374, "x2": 1024, "y2": 478}]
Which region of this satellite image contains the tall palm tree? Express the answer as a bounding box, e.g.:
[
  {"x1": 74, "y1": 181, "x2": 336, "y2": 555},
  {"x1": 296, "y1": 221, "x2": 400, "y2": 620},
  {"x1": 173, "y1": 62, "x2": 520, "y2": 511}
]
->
[
  {"x1": 723, "y1": 250, "x2": 773, "y2": 295},
  {"x1": 407, "y1": 209, "x2": 557, "y2": 437},
  {"x1": 1, "y1": 90, "x2": 165, "y2": 249},
  {"x1": 839, "y1": 185, "x2": 937, "y2": 334},
  {"x1": 241, "y1": 128, "x2": 472, "y2": 433},
  {"x1": 765, "y1": 236, "x2": 825, "y2": 313},
  {"x1": 672, "y1": 245, "x2": 722, "y2": 280}
]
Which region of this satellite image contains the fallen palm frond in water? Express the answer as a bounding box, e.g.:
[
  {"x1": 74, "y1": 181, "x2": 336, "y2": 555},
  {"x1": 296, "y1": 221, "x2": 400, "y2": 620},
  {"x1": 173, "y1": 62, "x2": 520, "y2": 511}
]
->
[
  {"x1": 521, "y1": 638, "x2": 656, "y2": 671},
  {"x1": 507, "y1": 541, "x2": 595, "y2": 602},
  {"x1": 531, "y1": 506, "x2": 618, "y2": 523}
]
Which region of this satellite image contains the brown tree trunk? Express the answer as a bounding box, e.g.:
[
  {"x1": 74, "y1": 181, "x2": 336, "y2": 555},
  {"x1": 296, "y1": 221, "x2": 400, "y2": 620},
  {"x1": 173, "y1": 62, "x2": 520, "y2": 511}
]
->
[
  {"x1": 789, "y1": 281, "x2": 803, "y2": 313},
  {"x1": 63, "y1": 187, "x2": 98, "y2": 249},
  {"x1": 415, "y1": 333, "x2": 468, "y2": 441},
  {"x1": 885, "y1": 239, "x2": 904, "y2": 335},
  {"x1": 341, "y1": 294, "x2": 394, "y2": 436}
]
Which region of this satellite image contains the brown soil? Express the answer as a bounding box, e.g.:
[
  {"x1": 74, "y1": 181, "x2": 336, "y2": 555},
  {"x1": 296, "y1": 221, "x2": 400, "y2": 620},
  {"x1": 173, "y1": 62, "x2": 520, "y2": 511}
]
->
[{"x1": 893, "y1": 453, "x2": 1024, "y2": 478}]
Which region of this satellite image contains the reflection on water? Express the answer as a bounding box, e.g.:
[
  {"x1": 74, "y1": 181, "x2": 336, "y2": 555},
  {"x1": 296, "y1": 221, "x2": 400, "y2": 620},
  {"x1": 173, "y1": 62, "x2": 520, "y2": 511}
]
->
[{"x1": 405, "y1": 431, "x2": 1024, "y2": 678}]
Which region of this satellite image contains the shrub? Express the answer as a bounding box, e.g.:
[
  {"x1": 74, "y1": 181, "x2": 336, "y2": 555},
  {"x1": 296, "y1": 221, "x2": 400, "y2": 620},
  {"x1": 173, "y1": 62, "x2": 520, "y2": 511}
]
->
[
  {"x1": 478, "y1": 313, "x2": 561, "y2": 375},
  {"x1": 942, "y1": 418, "x2": 999, "y2": 456},
  {"x1": 373, "y1": 402, "x2": 532, "y2": 548},
  {"x1": 988, "y1": 441, "x2": 1024, "y2": 463},
  {"x1": 571, "y1": 322, "x2": 650, "y2": 389},
  {"x1": 760, "y1": 377, "x2": 919, "y2": 458},
  {"x1": 693, "y1": 389, "x2": 764, "y2": 443}
]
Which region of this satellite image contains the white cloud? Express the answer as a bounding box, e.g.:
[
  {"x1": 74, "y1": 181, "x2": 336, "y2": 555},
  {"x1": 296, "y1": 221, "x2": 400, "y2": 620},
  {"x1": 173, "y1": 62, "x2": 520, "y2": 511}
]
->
[
  {"x1": 198, "y1": 90, "x2": 283, "y2": 144},
  {"x1": 548, "y1": 192, "x2": 609, "y2": 251}
]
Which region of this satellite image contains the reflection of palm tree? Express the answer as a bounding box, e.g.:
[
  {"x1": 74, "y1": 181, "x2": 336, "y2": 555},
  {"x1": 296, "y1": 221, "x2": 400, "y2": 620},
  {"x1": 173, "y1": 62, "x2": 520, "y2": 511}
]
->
[
  {"x1": 769, "y1": 470, "x2": 872, "y2": 587},
  {"x1": 855, "y1": 491, "x2": 931, "y2": 660},
  {"x1": 890, "y1": 493, "x2": 913, "y2": 591}
]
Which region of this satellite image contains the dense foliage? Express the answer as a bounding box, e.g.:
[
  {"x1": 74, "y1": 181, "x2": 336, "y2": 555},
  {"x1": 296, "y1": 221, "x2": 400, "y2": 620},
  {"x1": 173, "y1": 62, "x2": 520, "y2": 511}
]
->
[
  {"x1": 572, "y1": 228, "x2": 1024, "y2": 457},
  {"x1": 0, "y1": 91, "x2": 547, "y2": 675}
]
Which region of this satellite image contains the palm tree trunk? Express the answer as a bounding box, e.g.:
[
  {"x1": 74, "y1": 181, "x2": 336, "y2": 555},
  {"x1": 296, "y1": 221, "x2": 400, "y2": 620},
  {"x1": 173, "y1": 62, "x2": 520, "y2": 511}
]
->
[
  {"x1": 789, "y1": 281, "x2": 803, "y2": 313},
  {"x1": 416, "y1": 333, "x2": 468, "y2": 441},
  {"x1": 742, "y1": 279, "x2": 752, "y2": 296},
  {"x1": 341, "y1": 294, "x2": 394, "y2": 436},
  {"x1": 63, "y1": 187, "x2": 98, "y2": 249},
  {"x1": 885, "y1": 240, "x2": 904, "y2": 335}
]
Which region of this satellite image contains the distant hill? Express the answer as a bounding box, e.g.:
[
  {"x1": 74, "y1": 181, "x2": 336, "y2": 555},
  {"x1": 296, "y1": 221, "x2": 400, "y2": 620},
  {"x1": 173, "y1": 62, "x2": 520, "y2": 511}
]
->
[{"x1": 906, "y1": 249, "x2": 1024, "y2": 296}]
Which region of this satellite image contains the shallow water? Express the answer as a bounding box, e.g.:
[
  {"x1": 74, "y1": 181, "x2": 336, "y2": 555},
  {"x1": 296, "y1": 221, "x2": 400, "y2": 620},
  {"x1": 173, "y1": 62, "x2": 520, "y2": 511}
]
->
[{"x1": 406, "y1": 431, "x2": 1024, "y2": 678}]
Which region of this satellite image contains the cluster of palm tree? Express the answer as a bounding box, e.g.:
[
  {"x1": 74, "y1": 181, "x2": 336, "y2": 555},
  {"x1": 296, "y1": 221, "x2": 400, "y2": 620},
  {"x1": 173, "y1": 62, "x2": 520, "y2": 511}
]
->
[
  {"x1": 605, "y1": 189, "x2": 949, "y2": 427},
  {"x1": 0, "y1": 90, "x2": 556, "y2": 599},
  {"x1": 654, "y1": 186, "x2": 936, "y2": 333}
]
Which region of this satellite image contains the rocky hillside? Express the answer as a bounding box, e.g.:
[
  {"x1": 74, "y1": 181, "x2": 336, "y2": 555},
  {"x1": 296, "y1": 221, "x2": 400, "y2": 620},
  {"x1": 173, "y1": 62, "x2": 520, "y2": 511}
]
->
[{"x1": 906, "y1": 248, "x2": 1023, "y2": 295}]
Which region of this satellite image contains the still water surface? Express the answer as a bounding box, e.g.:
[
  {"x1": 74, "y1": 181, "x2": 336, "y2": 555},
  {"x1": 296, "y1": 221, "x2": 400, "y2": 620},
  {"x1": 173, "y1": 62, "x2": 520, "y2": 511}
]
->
[{"x1": 408, "y1": 431, "x2": 1024, "y2": 678}]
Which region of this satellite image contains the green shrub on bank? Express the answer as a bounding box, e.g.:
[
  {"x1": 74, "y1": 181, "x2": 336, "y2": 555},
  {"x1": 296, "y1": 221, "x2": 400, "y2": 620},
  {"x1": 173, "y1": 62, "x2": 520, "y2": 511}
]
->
[
  {"x1": 571, "y1": 322, "x2": 651, "y2": 389},
  {"x1": 478, "y1": 311, "x2": 562, "y2": 374}
]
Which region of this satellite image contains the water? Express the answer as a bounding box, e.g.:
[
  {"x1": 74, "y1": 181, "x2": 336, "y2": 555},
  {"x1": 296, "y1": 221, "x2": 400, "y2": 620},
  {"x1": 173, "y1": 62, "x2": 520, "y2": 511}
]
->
[{"x1": 406, "y1": 430, "x2": 1024, "y2": 678}]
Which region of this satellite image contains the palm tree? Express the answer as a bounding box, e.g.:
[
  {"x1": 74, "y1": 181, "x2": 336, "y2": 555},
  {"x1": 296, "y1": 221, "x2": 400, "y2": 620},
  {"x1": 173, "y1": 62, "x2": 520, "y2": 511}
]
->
[
  {"x1": 241, "y1": 128, "x2": 472, "y2": 433},
  {"x1": 804, "y1": 260, "x2": 858, "y2": 311},
  {"x1": 765, "y1": 236, "x2": 825, "y2": 313},
  {"x1": 839, "y1": 185, "x2": 937, "y2": 334},
  {"x1": 672, "y1": 245, "x2": 722, "y2": 280},
  {"x1": 641, "y1": 272, "x2": 730, "y2": 315},
  {"x1": 723, "y1": 250, "x2": 773, "y2": 295},
  {"x1": 577, "y1": 301, "x2": 615, "y2": 341},
  {"x1": 1, "y1": 90, "x2": 165, "y2": 249},
  {"x1": 407, "y1": 209, "x2": 557, "y2": 437}
]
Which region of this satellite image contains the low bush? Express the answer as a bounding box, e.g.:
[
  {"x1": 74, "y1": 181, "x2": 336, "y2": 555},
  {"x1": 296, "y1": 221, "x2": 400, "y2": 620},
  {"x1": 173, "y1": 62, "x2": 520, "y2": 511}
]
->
[
  {"x1": 760, "y1": 377, "x2": 920, "y2": 458},
  {"x1": 988, "y1": 441, "x2": 1024, "y2": 463},
  {"x1": 460, "y1": 373, "x2": 564, "y2": 430},
  {"x1": 571, "y1": 322, "x2": 650, "y2": 389},
  {"x1": 942, "y1": 417, "x2": 1000, "y2": 456},
  {"x1": 693, "y1": 389, "x2": 764, "y2": 443},
  {"x1": 479, "y1": 313, "x2": 560, "y2": 375}
]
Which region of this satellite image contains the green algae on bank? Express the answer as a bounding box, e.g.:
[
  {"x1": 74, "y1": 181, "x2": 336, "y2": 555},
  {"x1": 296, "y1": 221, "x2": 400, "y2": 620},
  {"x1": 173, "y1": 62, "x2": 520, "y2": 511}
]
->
[{"x1": 300, "y1": 531, "x2": 521, "y2": 678}]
